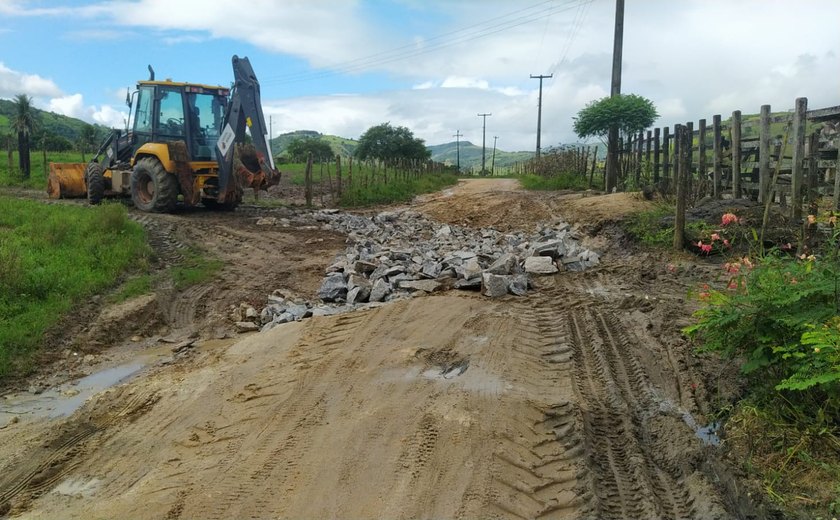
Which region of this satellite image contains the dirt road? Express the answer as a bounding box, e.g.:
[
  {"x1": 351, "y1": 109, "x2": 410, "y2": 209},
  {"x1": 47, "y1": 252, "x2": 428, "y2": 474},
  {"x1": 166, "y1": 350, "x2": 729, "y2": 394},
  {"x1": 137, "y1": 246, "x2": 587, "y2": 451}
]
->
[{"x1": 0, "y1": 180, "x2": 759, "y2": 519}]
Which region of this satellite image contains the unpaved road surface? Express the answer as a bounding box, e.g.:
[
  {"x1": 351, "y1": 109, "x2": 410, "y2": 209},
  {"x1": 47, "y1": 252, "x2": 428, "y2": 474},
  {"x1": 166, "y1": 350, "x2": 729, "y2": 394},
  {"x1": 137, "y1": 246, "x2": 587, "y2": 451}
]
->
[{"x1": 0, "y1": 180, "x2": 761, "y2": 519}]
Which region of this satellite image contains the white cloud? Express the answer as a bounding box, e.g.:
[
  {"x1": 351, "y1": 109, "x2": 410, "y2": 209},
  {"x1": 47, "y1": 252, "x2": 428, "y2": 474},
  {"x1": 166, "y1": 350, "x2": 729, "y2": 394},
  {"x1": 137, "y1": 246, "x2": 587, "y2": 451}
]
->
[
  {"x1": 48, "y1": 93, "x2": 85, "y2": 118},
  {"x1": 0, "y1": 62, "x2": 62, "y2": 98}
]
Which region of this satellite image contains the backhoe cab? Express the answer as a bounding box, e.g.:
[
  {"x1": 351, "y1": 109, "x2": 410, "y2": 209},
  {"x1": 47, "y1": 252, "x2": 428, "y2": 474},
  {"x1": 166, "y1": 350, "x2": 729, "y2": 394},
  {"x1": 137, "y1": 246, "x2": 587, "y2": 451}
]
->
[{"x1": 48, "y1": 55, "x2": 279, "y2": 212}]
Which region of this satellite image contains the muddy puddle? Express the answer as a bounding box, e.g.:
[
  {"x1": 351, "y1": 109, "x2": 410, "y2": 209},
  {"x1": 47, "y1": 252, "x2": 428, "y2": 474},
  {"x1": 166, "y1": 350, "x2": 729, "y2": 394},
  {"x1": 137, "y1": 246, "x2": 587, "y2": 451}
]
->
[{"x1": 0, "y1": 362, "x2": 146, "y2": 427}]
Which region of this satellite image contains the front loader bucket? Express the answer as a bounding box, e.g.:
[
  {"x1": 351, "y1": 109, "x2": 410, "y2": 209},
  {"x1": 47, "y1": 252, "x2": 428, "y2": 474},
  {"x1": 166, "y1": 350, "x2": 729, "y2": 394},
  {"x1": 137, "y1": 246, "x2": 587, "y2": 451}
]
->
[{"x1": 47, "y1": 163, "x2": 86, "y2": 199}]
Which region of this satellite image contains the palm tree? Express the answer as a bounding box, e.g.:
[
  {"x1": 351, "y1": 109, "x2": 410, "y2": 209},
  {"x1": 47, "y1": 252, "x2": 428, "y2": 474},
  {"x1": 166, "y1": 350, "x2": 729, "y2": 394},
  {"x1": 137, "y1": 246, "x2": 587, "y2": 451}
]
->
[{"x1": 11, "y1": 94, "x2": 37, "y2": 179}]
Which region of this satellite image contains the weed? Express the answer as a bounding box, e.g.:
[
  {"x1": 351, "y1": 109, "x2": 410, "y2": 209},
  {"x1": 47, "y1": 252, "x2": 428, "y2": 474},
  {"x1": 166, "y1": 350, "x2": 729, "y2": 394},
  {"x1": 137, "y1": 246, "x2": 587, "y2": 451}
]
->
[
  {"x1": 519, "y1": 172, "x2": 589, "y2": 191},
  {"x1": 624, "y1": 203, "x2": 675, "y2": 248},
  {"x1": 108, "y1": 274, "x2": 153, "y2": 304}
]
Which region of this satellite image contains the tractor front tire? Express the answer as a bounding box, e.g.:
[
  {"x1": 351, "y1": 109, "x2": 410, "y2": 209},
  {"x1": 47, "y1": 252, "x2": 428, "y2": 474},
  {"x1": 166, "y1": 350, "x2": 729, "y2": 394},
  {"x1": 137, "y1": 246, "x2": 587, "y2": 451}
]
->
[
  {"x1": 86, "y1": 162, "x2": 104, "y2": 205},
  {"x1": 131, "y1": 157, "x2": 178, "y2": 213}
]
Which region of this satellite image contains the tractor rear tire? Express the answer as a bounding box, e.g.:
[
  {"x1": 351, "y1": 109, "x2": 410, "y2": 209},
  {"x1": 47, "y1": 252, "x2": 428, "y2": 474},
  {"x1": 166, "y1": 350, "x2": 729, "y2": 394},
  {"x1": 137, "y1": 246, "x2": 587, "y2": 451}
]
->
[
  {"x1": 86, "y1": 162, "x2": 104, "y2": 205},
  {"x1": 131, "y1": 157, "x2": 178, "y2": 213}
]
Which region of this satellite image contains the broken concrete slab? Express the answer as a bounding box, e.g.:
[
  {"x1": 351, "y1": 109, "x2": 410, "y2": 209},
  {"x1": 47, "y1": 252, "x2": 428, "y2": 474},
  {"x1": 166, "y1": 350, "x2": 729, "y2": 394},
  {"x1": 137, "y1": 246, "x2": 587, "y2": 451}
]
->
[{"x1": 398, "y1": 279, "x2": 443, "y2": 293}]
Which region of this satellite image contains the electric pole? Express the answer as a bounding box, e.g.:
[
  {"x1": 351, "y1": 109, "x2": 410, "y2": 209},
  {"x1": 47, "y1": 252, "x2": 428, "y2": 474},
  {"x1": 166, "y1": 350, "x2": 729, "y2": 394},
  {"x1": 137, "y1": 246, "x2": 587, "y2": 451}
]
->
[
  {"x1": 491, "y1": 136, "x2": 498, "y2": 176},
  {"x1": 606, "y1": 0, "x2": 624, "y2": 192},
  {"x1": 478, "y1": 113, "x2": 491, "y2": 175},
  {"x1": 453, "y1": 130, "x2": 463, "y2": 171},
  {"x1": 530, "y1": 74, "x2": 552, "y2": 158}
]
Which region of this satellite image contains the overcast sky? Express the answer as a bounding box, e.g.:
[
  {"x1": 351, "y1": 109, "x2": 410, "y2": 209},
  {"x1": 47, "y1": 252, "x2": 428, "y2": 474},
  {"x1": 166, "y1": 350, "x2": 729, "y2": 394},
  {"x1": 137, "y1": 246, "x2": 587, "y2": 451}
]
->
[{"x1": 1, "y1": 0, "x2": 838, "y2": 152}]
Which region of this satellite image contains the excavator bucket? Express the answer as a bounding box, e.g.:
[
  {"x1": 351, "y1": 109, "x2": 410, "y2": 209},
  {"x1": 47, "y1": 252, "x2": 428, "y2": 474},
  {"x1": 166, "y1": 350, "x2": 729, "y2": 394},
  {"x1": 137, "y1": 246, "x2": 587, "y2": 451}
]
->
[{"x1": 47, "y1": 163, "x2": 87, "y2": 199}]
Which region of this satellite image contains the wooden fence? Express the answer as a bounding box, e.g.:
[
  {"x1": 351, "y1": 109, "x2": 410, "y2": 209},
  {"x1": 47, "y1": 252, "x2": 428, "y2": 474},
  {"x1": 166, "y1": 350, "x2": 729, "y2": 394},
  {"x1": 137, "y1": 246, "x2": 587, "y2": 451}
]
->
[{"x1": 622, "y1": 98, "x2": 840, "y2": 215}]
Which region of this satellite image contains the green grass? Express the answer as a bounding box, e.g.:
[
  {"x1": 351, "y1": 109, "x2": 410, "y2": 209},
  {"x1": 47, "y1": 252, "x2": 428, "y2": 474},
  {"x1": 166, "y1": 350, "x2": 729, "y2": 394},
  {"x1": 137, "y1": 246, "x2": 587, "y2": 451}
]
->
[
  {"x1": 0, "y1": 198, "x2": 149, "y2": 378},
  {"x1": 625, "y1": 203, "x2": 676, "y2": 247},
  {"x1": 0, "y1": 150, "x2": 85, "y2": 189},
  {"x1": 519, "y1": 172, "x2": 590, "y2": 191},
  {"x1": 170, "y1": 248, "x2": 223, "y2": 290},
  {"x1": 107, "y1": 274, "x2": 153, "y2": 304},
  {"x1": 278, "y1": 161, "x2": 458, "y2": 207}
]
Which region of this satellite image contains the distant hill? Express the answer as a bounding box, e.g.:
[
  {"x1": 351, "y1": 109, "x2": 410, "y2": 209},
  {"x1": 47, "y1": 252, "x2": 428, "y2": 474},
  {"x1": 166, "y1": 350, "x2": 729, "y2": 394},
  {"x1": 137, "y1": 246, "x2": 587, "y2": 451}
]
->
[
  {"x1": 272, "y1": 131, "x2": 535, "y2": 171},
  {"x1": 0, "y1": 98, "x2": 110, "y2": 142},
  {"x1": 270, "y1": 130, "x2": 358, "y2": 158},
  {"x1": 428, "y1": 141, "x2": 533, "y2": 171}
]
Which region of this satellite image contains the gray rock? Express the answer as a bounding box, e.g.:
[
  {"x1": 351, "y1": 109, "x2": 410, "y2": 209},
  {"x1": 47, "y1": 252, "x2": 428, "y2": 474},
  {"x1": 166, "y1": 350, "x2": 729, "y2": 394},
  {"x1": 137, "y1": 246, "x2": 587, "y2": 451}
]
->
[
  {"x1": 524, "y1": 256, "x2": 558, "y2": 275},
  {"x1": 509, "y1": 274, "x2": 529, "y2": 296},
  {"x1": 369, "y1": 278, "x2": 391, "y2": 302},
  {"x1": 244, "y1": 306, "x2": 258, "y2": 319},
  {"x1": 346, "y1": 286, "x2": 365, "y2": 304},
  {"x1": 235, "y1": 321, "x2": 260, "y2": 332},
  {"x1": 421, "y1": 261, "x2": 442, "y2": 278},
  {"x1": 286, "y1": 303, "x2": 311, "y2": 319},
  {"x1": 348, "y1": 273, "x2": 372, "y2": 291},
  {"x1": 454, "y1": 277, "x2": 482, "y2": 291},
  {"x1": 256, "y1": 217, "x2": 277, "y2": 226},
  {"x1": 353, "y1": 260, "x2": 377, "y2": 274},
  {"x1": 318, "y1": 273, "x2": 348, "y2": 302},
  {"x1": 482, "y1": 273, "x2": 510, "y2": 298},
  {"x1": 486, "y1": 253, "x2": 517, "y2": 275},
  {"x1": 435, "y1": 224, "x2": 452, "y2": 237},
  {"x1": 398, "y1": 279, "x2": 442, "y2": 293},
  {"x1": 459, "y1": 257, "x2": 482, "y2": 280},
  {"x1": 533, "y1": 240, "x2": 567, "y2": 259}
]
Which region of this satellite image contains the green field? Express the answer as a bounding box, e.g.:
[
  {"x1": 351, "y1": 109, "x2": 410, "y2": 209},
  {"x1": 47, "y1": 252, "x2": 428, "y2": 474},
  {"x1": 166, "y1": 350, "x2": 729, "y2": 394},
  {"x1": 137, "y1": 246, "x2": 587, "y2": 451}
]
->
[
  {"x1": 0, "y1": 198, "x2": 149, "y2": 378},
  {"x1": 1, "y1": 150, "x2": 85, "y2": 190}
]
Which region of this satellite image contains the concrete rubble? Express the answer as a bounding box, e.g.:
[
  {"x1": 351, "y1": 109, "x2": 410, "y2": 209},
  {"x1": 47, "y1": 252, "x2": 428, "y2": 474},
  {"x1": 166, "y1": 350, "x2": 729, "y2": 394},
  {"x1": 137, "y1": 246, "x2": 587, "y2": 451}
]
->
[{"x1": 243, "y1": 207, "x2": 600, "y2": 332}]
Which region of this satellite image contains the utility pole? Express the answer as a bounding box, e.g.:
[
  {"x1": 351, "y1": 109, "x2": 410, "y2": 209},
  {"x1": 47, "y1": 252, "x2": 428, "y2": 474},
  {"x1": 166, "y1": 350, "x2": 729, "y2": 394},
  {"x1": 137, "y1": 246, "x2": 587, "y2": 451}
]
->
[
  {"x1": 478, "y1": 113, "x2": 491, "y2": 175},
  {"x1": 530, "y1": 74, "x2": 552, "y2": 158},
  {"x1": 453, "y1": 130, "x2": 463, "y2": 171},
  {"x1": 606, "y1": 0, "x2": 624, "y2": 192},
  {"x1": 491, "y1": 136, "x2": 498, "y2": 176}
]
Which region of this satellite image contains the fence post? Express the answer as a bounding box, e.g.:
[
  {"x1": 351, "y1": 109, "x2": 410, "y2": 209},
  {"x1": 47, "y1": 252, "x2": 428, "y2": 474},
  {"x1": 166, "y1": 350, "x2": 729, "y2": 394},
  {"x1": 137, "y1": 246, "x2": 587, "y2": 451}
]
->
[
  {"x1": 635, "y1": 131, "x2": 643, "y2": 187},
  {"x1": 671, "y1": 125, "x2": 680, "y2": 196},
  {"x1": 698, "y1": 119, "x2": 707, "y2": 196},
  {"x1": 673, "y1": 124, "x2": 687, "y2": 251},
  {"x1": 653, "y1": 128, "x2": 660, "y2": 184},
  {"x1": 304, "y1": 152, "x2": 313, "y2": 207},
  {"x1": 732, "y1": 110, "x2": 742, "y2": 198},
  {"x1": 662, "y1": 126, "x2": 670, "y2": 188},
  {"x1": 759, "y1": 105, "x2": 771, "y2": 203},
  {"x1": 791, "y1": 96, "x2": 808, "y2": 221},
  {"x1": 686, "y1": 121, "x2": 694, "y2": 197},
  {"x1": 713, "y1": 114, "x2": 722, "y2": 198},
  {"x1": 645, "y1": 129, "x2": 652, "y2": 171},
  {"x1": 336, "y1": 155, "x2": 342, "y2": 200},
  {"x1": 589, "y1": 146, "x2": 597, "y2": 189}
]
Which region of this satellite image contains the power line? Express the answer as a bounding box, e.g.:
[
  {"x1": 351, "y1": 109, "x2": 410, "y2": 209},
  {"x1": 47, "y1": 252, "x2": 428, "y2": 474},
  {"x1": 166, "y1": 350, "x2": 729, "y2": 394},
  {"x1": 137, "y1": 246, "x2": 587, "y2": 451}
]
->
[{"x1": 262, "y1": 0, "x2": 592, "y2": 86}]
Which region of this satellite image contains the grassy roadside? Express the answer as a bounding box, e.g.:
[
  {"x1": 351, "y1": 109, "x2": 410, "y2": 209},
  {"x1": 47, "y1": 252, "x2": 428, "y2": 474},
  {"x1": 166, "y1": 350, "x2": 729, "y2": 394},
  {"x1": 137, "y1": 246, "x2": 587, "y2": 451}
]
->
[
  {"x1": 279, "y1": 161, "x2": 458, "y2": 206},
  {"x1": 518, "y1": 172, "x2": 590, "y2": 191},
  {"x1": 0, "y1": 197, "x2": 150, "y2": 378}
]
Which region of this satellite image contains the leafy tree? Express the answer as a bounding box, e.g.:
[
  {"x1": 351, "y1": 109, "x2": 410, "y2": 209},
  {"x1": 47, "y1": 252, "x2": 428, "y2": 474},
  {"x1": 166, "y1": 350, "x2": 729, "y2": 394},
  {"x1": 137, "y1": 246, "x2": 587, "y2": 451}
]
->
[
  {"x1": 354, "y1": 122, "x2": 431, "y2": 164},
  {"x1": 11, "y1": 94, "x2": 37, "y2": 178},
  {"x1": 572, "y1": 94, "x2": 658, "y2": 143},
  {"x1": 44, "y1": 133, "x2": 73, "y2": 152},
  {"x1": 78, "y1": 124, "x2": 99, "y2": 161},
  {"x1": 286, "y1": 136, "x2": 334, "y2": 163}
]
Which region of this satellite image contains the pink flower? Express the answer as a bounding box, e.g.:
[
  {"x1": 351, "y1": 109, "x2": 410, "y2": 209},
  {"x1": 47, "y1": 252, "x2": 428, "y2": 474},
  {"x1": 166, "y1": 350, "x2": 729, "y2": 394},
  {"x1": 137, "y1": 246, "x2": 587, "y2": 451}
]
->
[
  {"x1": 728, "y1": 279, "x2": 738, "y2": 290},
  {"x1": 700, "y1": 243, "x2": 713, "y2": 254},
  {"x1": 697, "y1": 240, "x2": 704, "y2": 248},
  {"x1": 721, "y1": 213, "x2": 738, "y2": 226},
  {"x1": 724, "y1": 262, "x2": 741, "y2": 274},
  {"x1": 723, "y1": 239, "x2": 730, "y2": 247},
  {"x1": 742, "y1": 257, "x2": 753, "y2": 268},
  {"x1": 711, "y1": 233, "x2": 721, "y2": 241}
]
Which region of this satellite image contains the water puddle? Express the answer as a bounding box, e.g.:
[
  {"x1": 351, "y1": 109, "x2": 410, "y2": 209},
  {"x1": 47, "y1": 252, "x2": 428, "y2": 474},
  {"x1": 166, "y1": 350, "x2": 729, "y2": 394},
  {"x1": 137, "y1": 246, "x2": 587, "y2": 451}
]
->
[
  {"x1": 655, "y1": 397, "x2": 722, "y2": 447},
  {"x1": 0, "y1": 362, "x2": 145, "y2": 427}
]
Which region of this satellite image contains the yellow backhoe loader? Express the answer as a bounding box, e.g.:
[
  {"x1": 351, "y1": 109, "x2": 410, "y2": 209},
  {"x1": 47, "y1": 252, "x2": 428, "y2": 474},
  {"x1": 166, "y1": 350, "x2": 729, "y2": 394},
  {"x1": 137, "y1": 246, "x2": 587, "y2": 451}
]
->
[{"x1": 48, "y1": 55, "x2": 279, "y2": 211}]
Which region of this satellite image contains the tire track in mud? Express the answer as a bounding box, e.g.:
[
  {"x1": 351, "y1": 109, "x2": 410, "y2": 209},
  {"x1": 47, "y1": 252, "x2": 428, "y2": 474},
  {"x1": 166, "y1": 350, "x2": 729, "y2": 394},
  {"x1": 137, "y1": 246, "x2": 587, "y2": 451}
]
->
[
  {"x1": 0, "y1": 387, "x2": 159, "y2": 513},
  {"x1": 482, "y1": 300, "x2": 588, "y2": 519},
  {"x1": 184, "y1": 310, "x2": 371, "y2": 520},
  {"x1": 567, "y1": 307, "x2": 697, "y2": 520}
]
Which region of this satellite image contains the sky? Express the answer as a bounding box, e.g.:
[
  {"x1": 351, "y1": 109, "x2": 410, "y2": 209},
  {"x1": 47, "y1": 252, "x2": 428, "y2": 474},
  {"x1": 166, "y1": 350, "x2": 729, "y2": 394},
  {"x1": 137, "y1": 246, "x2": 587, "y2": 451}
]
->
[{"x1": 0, "y1": 0, "x2": 838, "y2": 152}]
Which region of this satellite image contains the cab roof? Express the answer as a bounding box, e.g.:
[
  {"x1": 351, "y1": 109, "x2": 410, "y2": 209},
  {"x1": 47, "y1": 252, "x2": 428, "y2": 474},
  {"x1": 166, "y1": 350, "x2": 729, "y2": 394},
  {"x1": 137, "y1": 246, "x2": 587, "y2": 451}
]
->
[{"x1": 137, "y1": 80, "x2": 229, "y2": 93}]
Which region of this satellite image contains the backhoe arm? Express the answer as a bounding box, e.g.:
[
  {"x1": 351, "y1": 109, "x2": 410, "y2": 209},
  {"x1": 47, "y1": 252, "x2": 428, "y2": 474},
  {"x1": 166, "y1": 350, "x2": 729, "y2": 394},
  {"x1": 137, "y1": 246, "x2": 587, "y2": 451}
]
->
[{"x1": 216, "y1": 55, "x2": 280, "y2": 202}]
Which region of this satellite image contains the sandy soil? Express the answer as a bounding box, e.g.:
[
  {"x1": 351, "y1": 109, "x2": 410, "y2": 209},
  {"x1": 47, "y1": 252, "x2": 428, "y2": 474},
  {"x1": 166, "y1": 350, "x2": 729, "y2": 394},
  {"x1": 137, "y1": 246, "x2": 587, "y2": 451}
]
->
[{"x1": 0, "y1": 179, "x2": 764, "y2": 519}]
